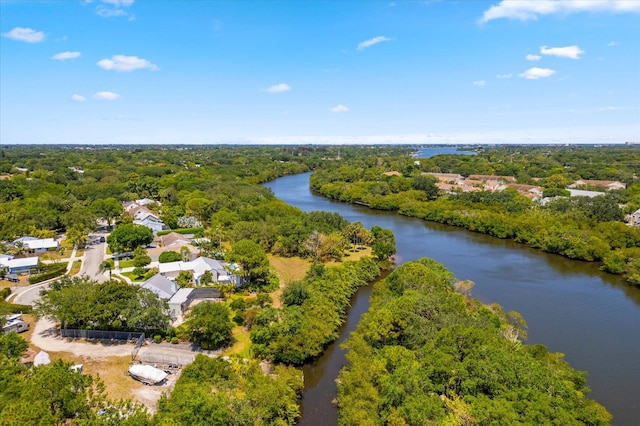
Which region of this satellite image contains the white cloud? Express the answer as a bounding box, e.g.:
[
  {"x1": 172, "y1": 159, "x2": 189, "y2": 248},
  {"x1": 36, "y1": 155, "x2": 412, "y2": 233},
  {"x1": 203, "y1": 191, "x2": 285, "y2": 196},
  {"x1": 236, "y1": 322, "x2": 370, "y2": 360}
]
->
[
  {"x1": 607, "y1": 41, "x2": 617, "y2": 47},
  {"x1": 357, "y1": 36, "x2": 392, "y2": 50},
  {"x1": 96, "y1": 7, "x2": 127, "y2": 17},
  {"x1": 598, "y1": 106, "x2": 623, "y2": 111},
  {"x1": 473, "y1": 80, "x2": 486, "y2": 86},
  {"x1": 262, "y1": 83, "x2": 291, "y2": 94},
  {"x1": 52, "y1": 51, "x2": 81, "y2": 61},
  {"x1": 540, "y1": 45, "x2": 584, "y2": 59},
  {"x1": 93, "y1": 91, "x2": 120, "y2": 100},
  {"x1": 526, "y1": 54, "x2": 541, "y2": 61},
  {"x1": 330, "y1": 104, "x2": 350, "y2": 113},
  {"x1": 71, "y1": 94, "x2": 86, "y2": 102},
  {"x1": 97, "y1": 55, "x2": 158, "y2": 71},
  {"x1": 519, "y1": 67, "x2": 556, "y2": 79},
  {"x1": 497, "y1": 73, "x2": 513, "y2": 79},
  {"x1": 2, "y1": 27, "x2": 45, "y2": 43},
  {"x1": 100, "y1": 0, "x2": 134, "y2": 6},
  {"x1": 479, "y1": 0, "x2": 640, "y2": 23}
]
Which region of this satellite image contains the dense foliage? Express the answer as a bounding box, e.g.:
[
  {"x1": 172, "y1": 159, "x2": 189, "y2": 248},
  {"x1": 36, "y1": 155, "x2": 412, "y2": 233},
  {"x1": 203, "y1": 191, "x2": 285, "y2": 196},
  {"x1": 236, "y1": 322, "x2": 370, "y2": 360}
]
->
[
  {"x1": 0, "y1": 335, "x2": 149, "y2": 425},
  {"x1": 251, "y1": 257, "x2": 380, "y2": 364},
  {"x1": 310, "y1": 145, "x2": 640, "y2": 285},
  {"x1": 155, "y1": 355, "x2": 303, "y2": 425},
  {"x1": 36, "y1": 276, "x2": 170, "y2": 332},
  {"x1": 184, "y1": 301, "x2": 233, "y2": 350},
  {"x1": 338, "y1": 258, "x2": 612, "y2": 425}
]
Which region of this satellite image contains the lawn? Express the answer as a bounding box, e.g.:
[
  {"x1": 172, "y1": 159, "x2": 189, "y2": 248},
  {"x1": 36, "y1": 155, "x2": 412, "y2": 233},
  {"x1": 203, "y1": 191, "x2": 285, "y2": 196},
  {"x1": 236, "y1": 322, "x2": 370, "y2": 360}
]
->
[
  {"x1": 119, "y1": 259, "x2": 136, "y2": 269},
  {"x1": 223, "y1": 325, "x2": 252, "y2": 358},
  {"x1": 69, "y1": 260, "x2": 82, "y2": 276}
]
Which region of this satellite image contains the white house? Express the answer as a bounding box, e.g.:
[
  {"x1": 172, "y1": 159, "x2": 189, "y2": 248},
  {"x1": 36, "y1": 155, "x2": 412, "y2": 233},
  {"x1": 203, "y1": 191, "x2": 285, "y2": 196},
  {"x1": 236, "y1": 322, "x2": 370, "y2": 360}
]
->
[
  {"x1": 134, "y1": 214, "x2": 166, "y2": 234},
  {"x1": 168, "y1": 288, "x2": 195, "y2": 317},
  {"x1": 631, "y1": 208, "x2": 640, "y2": 227},
  {"x1": 14, "y1": 237, "x2": 59, "y2": 253},
  {"x1": 142, "y1": 274, "x2": 179, "y2": 300},
  {"x1": 158, "y1": 257, "x2": 239, "y2": 286},
  {"x1": 0, "y1": 256, "x2": 39, "y2": 274}
]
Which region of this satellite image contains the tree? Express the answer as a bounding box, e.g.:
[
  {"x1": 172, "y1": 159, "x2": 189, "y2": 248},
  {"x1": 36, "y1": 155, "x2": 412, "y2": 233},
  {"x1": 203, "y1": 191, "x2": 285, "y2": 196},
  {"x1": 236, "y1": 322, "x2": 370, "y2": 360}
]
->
[
  {"x1": 0, "y1": 332, "x2": 28, "y2": 360},
  {"x1": 100, "y1": 259, "x2": 114, "y2": 279},
  {"x1": 412, "y1": 174, "x2": 439, "y2": 200},
  {"x1": 107, "y1": 223, "x2": 153, "y2": 253},
  {"x1": 90, "y1": 198, "x2": 123, "y2": 228},
  {"x1": 176, "y1": 271, "x2": 193, "y2": 288},
  {"x1": 185, "y1": 302, "x2": 233, "y2": 350},
  {"x1": 371, "y1": 226, "x2": 396, "y2": 261},
  {"x1": 226, "y1": 239, "x2": 271, "y2": 287},
  {"x1": 159, "y1": 251, "x2": 182, "y2": 263}
]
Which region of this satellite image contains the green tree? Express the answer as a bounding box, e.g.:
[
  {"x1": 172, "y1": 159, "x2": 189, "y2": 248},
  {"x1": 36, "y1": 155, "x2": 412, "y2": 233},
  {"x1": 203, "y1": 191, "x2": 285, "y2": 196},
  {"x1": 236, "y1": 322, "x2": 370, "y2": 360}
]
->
[
  {"x1": 90, "y1": 197, "x2": 123, "y2": 228},
  {"x1": 0, "y1": 332, "x2": 28, "y2": 360},
  {"x1": 185, "y1": 302, "x2": 233, "y2": 350},
  {"x1": 107, "y1": 223, "x2": 153, "y2": 253},
  {"x1": 158, "y1": 251, "x2": 182, "y2": 263},
  {"x1": 226, "y1": 239, "x2": 271, "y2": 287}
]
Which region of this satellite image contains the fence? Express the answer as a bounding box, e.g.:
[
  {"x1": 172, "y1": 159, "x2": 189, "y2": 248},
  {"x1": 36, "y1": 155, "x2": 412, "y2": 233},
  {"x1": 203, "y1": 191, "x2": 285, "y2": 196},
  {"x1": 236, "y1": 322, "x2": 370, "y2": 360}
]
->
[
  {"x1": 131, "y1": 332, "x2": 145, "y2": 361},
  {"x1": 60, "y1": 328, "x2": 144, "y2": 342}
]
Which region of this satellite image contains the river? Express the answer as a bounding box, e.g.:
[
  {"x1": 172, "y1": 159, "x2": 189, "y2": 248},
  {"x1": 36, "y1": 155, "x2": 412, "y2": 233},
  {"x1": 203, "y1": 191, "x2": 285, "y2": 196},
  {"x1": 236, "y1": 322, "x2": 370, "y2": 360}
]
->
[{"x1": 264, "y1": 171, "x2": 640, "y2": 426}]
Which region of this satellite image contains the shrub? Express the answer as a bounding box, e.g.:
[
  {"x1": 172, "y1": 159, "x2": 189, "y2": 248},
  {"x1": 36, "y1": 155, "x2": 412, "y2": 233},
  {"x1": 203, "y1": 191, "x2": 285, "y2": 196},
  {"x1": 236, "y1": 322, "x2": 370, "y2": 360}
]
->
[
  {"x1": 153, "y1": 335, "x2": 162, "y2": 344},
  {"x1": 0, "y1": 287, "x2": 11, "y2": 300},
  {"x1": 171, "y1": 337, "x2": 179, "y2": 344}
]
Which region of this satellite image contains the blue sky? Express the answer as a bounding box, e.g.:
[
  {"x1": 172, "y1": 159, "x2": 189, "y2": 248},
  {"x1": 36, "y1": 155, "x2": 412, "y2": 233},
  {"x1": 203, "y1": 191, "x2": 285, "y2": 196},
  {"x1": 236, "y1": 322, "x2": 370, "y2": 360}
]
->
[{"x1": 1, "y1": 0, "x2": 639, "y2": 144}]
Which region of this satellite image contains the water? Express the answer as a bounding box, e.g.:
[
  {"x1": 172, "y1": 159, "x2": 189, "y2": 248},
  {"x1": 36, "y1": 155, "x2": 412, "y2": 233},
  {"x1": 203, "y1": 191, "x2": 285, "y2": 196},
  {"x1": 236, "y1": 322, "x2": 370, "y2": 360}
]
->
[
  {"x1": 265, "y1": 172, "x2": 640, "y2": 426},
  {"x1": 413, "y1": 146, "x2": 476, "y2": 158}
]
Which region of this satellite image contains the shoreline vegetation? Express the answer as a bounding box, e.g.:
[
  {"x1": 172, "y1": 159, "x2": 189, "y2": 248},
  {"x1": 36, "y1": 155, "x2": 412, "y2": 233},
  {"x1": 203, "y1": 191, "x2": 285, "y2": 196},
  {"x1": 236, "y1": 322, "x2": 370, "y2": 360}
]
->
[
  {"x1": 309, "y1": 145, "x2": 640, "y2": 286},
  {"x1": 337, "y1": 258, "x2": 612, "y2": 424}
]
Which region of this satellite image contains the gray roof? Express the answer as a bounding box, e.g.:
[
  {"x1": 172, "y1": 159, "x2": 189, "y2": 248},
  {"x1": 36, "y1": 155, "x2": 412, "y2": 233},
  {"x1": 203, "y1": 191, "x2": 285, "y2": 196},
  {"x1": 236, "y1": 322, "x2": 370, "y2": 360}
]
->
[{"x1": 142, "y1": 274, "x2": 179, "y2": 299}]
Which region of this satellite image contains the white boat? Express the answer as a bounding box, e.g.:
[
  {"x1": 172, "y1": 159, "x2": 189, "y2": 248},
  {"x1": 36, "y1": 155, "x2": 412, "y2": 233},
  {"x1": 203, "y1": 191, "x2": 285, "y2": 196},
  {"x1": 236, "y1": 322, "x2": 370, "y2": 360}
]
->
[{"x1": 128, "y1": 364, "x2": 168, "y2": 385}]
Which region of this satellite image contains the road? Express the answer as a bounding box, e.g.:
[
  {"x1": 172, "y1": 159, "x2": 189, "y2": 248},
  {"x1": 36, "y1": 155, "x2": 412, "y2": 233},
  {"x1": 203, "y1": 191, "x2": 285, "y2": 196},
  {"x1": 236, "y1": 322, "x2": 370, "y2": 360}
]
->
[{"x1": 80, "y1": 233, "x2": 109, "y2": 282}]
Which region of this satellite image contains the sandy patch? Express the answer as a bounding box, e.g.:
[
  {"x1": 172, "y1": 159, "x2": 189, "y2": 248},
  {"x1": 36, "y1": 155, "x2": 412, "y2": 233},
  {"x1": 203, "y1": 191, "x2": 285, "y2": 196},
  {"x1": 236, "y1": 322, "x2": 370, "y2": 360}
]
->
[{"x1": 31, "y1": 319, "x2": 134, "y2": 358}]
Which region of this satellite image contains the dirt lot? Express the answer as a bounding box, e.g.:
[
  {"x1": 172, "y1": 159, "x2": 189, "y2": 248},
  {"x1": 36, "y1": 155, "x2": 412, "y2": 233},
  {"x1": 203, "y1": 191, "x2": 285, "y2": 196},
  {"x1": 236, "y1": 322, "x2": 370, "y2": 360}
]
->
[{"x1": 27, "y1": 318, "x2": 179, "y2": 413}]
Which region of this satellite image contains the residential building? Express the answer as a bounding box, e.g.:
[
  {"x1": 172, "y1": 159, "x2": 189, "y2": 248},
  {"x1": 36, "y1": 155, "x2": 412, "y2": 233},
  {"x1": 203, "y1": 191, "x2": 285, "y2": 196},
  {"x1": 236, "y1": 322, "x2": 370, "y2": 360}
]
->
[
  {"x1": 142, "y1": 274, "x2": 179, "y2": 300},
  {"x1": 569, "y1": 179, "x2": 626, "y2": 191}
]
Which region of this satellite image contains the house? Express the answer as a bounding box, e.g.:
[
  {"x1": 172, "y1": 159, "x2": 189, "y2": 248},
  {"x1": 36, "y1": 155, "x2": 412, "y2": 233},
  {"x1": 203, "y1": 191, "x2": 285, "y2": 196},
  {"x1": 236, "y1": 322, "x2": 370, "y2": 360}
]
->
[
  {"x1": 135, "y1": 198, "x2": 157, "y2": 206},
  {"x1": 422, "y1": 172, "x2": 464, "y2": 183},
  {"x1": 168, "y1": 288, "x2": 195, "y2": 317},
  {"x1": 147, "y1": 232, "x2": 198, "y2": 262},
  {"x1": 569, "y1": 179, "x2": 626, "y2": 191},
  {"x1": 133, "y1": 214, "x2": 167, "y2": 234},
  {"x1": 131, "y1": 206, "x2": 157, "y2": 221},
  {"x1": 383, "y1": 171, "x2": 402, "y2": 177},
  {"x1": 0, "y1": 256, "x2": 39, "y2": 274},
  {"x1": 507, "y1": 184, "x2": 543, "y2": 201},
  {"x1": 142, "y1": 274, "x2": 179, "y2": 300},
  {"x1": 158, "y1": 256, "x2": 240, "y2": 286},
  {"x1": 467, "y1": 175, "x2": 517, "y2": 184},
  {"x1": 14, "y1": 237, "x2": 59, "y2": 253},
  {"x1": 630, "y1": 208, "x2": 640, "y2": 227},
  {"x1": 567, "y1": 189, "x2": 605, "y2": 198}
]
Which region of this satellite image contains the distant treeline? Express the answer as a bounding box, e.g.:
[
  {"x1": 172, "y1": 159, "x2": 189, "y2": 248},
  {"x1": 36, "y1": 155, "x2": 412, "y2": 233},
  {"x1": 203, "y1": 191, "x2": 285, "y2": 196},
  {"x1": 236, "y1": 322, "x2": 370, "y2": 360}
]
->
[{"x1": 310, "y1": 146, "x2": 640, "y2": 286}]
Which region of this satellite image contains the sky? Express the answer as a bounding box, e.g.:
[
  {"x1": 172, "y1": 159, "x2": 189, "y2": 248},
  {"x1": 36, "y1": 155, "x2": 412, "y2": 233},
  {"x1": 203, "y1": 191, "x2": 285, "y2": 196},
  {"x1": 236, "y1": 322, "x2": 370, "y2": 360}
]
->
[{"x1": 1, "y1": 0, "x2": 639, "y2": 145}]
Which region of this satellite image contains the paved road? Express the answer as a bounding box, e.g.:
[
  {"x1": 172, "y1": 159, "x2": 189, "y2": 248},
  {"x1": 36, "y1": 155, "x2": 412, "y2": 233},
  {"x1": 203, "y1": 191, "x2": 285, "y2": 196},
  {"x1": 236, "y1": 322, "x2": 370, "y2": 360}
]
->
[
  {"x1": 81, "y1": 233, "x2": 109, "y2": 282},
  {"x1": 12, "y1": 281, "x2": 50, "y2": 306}
]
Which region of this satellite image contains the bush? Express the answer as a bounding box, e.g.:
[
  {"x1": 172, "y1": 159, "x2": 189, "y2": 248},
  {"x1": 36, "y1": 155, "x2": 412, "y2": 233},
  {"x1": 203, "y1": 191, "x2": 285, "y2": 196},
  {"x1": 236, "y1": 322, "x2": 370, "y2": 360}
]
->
[
  {"x1": 28, "y1": 263, "x2": 67, "y2": 284},
  {"x1": 0, "y1": 287, "x2": 11, "y2": 300},
  {"x1": 158, "y1": 251, "x2": 182, "y2": 263},
  {"x1": 171, "y1": 337, "x2": 179, "y2": 344},
  {"x1": 153, "y1": 335, "x2": 162, "y2": 344}
]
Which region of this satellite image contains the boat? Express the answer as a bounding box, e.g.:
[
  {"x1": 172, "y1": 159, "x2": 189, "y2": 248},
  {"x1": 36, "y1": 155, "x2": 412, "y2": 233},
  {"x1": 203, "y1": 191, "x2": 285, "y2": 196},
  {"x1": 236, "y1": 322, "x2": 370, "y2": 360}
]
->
[{"x1": 128, "y1": 364, "x2": 168, "y2": 385}]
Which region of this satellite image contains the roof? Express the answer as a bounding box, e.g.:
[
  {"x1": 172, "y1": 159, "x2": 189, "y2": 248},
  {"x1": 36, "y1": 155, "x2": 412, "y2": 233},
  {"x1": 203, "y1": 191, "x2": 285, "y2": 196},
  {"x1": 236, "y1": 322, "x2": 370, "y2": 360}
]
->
[
  {"x1": 423, "y1": 172, "x2": 464, "y2": 181},
  {"x1": 143, "y1": 274, "x2": 179, "y2": 299},
  {"x1": 567, "y1": 189, "x2": 605, "y2": 198},
  {"x1": 20, "y1": 238, "x2": 58, "y2": 250},
  {"x1": 161, "y1": 232, "x2": 191, "y2": 247},
  {"x1": 159, "y1": 257, "x2": 226, "y2": 276},
  {"x1": 383, "y1": 171, "x2": 402, "y2": 177},
  {"x1": 0, "y1": 256, "x2": 39, "y2": 269},
  {"x1": 468, "y1": 175, "x2": 517, "y2": 183},
  {"x1": 571, "y1": 179, "x2": 625, "y2": 189},
  {"x1": 169, "y1": 288, "x2": 194, "y2": 305}
]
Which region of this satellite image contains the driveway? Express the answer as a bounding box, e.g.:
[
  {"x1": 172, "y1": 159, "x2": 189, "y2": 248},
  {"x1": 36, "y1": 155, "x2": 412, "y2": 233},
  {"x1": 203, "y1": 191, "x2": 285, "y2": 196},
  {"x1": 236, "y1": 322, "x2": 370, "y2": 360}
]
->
[{"x1": 80, "y1": 234, "x2": 109, "y2": 282}]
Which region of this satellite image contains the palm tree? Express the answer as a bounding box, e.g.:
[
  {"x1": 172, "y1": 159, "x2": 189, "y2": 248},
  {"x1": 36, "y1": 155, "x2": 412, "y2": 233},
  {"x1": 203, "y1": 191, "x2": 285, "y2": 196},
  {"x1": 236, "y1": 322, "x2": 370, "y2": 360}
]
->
[{"x1": 100, "y1": 259, "x2": 114, "y2": 280}]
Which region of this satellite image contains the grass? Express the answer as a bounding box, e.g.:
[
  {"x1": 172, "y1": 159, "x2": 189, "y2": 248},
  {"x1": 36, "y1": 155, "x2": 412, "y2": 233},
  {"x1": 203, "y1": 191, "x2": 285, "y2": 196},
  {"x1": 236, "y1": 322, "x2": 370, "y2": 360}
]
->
[
  {"x1": 223, "y1": 325, "x2": 252, "y2": 358},
  {"x1": 328, "y1": 246, "x2": 373, "y2": 265},
  {"x1": 121, "y1": 272, "x2": 145, "y2": 282},
  {"x1": 69, "y1": 260, "x2": 82, "y2": 276},
  {"x1": 119, "y1": 259, "x2": 136, "y2": 269},
  {"x1": 267, "y1": 254, "x2": 312, "y2": 309}
]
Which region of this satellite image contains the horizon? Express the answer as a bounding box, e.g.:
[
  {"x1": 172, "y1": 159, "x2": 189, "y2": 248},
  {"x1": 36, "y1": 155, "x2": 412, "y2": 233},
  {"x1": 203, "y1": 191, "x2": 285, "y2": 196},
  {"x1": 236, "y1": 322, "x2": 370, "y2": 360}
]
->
[{"x1": 1, "y1": 1, "x2": 639, "y2": 145}]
